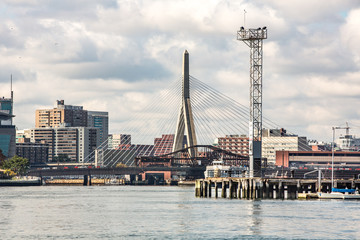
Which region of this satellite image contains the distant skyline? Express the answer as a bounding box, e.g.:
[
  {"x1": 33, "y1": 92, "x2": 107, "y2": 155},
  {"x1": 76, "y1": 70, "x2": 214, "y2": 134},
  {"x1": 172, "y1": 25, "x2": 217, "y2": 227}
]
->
[{"x1": 0, "y1": 0, "x2": 360, "y2": 142}]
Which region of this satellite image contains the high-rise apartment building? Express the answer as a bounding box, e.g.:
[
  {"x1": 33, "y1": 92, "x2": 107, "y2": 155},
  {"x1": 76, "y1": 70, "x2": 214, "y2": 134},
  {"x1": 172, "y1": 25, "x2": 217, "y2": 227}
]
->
[
  {"x1": 31, "y1": 127, "x2": 99, "y2": 162},
  {"x1": 35, "y1": 100, "x2": 87, "y2": 128},
  {"x1": 31, "y1": 128, "x2": 56, "y2": 161},
  {"x1": 78, "y1": 127, "x2": 99, "y2": 163},
  {"x1": 87, "y1": 111, "x2": 108, "y2": 144}
]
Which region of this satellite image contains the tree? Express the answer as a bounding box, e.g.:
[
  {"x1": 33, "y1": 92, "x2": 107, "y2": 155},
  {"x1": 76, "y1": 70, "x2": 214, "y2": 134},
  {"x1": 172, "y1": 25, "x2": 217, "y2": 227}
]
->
[
  {"x1": 1, "y1": 155, "x2": 29, "y2": 176},
  {"x1": 53, "y1": 154, "x2": 71, "y2": 163},
  {"x1": 0, "y1": 149, "x2": 6, "y2": 166},
  {"x1": 116, "y1": 163, "x2": 127, "y2": 168}
]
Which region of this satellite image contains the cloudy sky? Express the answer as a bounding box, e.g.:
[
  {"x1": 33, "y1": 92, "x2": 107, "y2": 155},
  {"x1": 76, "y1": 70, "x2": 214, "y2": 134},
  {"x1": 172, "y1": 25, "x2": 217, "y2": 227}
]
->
[{"x1": 0, "y1": 0, "x2": 360, "y2": 142}]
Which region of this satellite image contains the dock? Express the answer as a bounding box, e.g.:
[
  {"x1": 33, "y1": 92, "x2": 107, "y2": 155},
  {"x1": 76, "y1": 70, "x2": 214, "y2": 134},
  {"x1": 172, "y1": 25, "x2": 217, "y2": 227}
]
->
[{"x1": 195, "y1": 178, "x2": 360, "y2": 199}]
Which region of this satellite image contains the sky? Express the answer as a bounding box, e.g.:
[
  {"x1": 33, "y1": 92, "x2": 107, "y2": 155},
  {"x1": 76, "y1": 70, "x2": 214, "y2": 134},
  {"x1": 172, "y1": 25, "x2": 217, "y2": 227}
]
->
[{"x1": 0, "y1": 0, "x2": 360, "y2": 142}]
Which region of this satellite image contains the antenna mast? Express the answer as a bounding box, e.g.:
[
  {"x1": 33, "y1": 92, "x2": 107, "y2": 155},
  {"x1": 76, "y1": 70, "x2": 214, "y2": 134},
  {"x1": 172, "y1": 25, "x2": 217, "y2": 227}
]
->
[
  {"x1": 10, "y1": 74, "x2": 14, "y2": 125},
  {"x1": 237, "y1": 25, "x2": 267, "y2": 178}
]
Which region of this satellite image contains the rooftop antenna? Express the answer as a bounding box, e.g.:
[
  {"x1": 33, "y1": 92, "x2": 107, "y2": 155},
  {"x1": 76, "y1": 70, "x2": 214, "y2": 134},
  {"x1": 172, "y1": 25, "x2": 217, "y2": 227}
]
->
[
  {"x1": 244, "y1": 9, "x2": 247, "y2": 28},
  {"x1": 11, "y1": 74, "x2": 13, "y2": 97},
  {"x1": 10, "y1": 74, "x2": 14, "y2": 125}
]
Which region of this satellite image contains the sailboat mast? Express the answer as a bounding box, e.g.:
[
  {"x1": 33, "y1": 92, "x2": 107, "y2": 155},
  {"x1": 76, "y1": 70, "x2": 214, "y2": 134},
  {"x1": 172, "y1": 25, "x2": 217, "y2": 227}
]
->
[{"x1": 331, "y1": 127, "x2": 335, "y2": 190}]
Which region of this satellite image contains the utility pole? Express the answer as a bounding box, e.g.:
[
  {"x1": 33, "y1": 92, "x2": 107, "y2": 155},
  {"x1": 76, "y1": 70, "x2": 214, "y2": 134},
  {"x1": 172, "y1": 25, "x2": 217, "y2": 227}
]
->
[{"x1": 237, "y1": 26, "x2": 267, "y2": 177}]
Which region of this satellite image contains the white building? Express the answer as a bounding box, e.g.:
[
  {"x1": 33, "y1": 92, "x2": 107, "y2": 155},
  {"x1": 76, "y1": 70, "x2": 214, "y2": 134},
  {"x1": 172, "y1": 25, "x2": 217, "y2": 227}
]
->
[
  {"x1": 108, "y1": 134, "x2": 131, "y2": 149},
  {"x1": 335, "y1": 135, "x2": 360, "y2": 151},
  {"x1": 262, "y1": 128, "x2": 311, "y2": 164}
]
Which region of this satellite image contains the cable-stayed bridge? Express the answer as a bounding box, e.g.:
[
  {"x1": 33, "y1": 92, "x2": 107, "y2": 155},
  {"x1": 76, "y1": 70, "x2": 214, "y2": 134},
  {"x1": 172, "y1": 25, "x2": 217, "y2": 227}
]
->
[{"x1": 82, "y1": 49, "x2": 310, "y2": 172}]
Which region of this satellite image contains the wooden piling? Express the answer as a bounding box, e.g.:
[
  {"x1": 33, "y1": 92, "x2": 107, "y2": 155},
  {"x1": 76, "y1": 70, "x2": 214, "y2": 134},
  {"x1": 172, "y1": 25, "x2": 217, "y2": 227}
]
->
[
  {"x1": 252, "y1": 179, "x2": 257, "y2": 199},
  {"x1": 265, "y1": 180, "x2": 270, "y2": 198},
  {"x1": 259, "y1": 180, "x2": 264, "y2": 199},
  {"x1": 237, "y1": 180, "x2": 241, "y2": 199},
  {"x1": 221, "y1": 181, "x2": 226, "y2": 198},
  {"x1": 195, "y1": 180, "x2": 199, "y2": 197},
  {"x1": 244, "y1": 180, "x2": 249, "y2": 199},
  {"x1": 203, "y1": 181, "x2": 208, "y2": 197},
  {"x1": 208, "y1": 180, "x2": 212, "y2": 198},
  {"x1": 215, "y1": 182, "x2": 218, "y2": 198},
  {"x1": 229, "y1": 180, "x2": 233, "y2": 199},
  {"x1": 278, "y1": 182, "x2": 283, "y2": 199},
  {"x1": 199, "y1": 180, "x2": 203, "y2": 197},
  {"x1": 83, "y1": 175, "x2": 88, "y2": 186}
]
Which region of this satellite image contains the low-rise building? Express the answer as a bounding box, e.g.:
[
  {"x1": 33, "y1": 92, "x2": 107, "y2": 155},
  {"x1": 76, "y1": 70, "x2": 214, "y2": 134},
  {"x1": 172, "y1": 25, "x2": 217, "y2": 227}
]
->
[
  {"x1": 262, "y1": 128, "x2": 311, "y2": 164},
  {"x1": 154, "y1": 134, "x2": 174, "y2": 156},
  {"x1": 335, "y1": 134, "x2": 360, "y2": 151},
  {"x1": 215, "y1": 134, "x2": 249, "y2": 156},
  {"x1": 276, "y1": 150, "x2": 360, "y2": 169}
]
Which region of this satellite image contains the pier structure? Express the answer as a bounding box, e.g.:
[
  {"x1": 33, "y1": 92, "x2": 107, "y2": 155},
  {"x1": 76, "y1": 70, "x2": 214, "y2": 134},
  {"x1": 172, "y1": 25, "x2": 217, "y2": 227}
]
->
[{"x1": 195, "y1": 178, "x2": 360, "y2": 199}]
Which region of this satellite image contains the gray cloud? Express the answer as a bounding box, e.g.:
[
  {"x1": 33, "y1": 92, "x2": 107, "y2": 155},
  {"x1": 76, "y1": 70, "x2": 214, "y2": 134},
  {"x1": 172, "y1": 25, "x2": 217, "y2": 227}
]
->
[{"x1": 0, "y1": 0, "x2": 359, "y2": 142}]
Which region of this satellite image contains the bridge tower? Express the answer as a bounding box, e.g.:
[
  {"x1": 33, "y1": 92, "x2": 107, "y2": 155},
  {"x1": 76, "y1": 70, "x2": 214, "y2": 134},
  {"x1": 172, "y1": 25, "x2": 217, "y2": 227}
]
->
[
  {"x1": 237, "y1": 26, "x2": 267, "y2": 177},
  {"x1": 173, "y1": 50, "x2": 198, "y2": 158}
]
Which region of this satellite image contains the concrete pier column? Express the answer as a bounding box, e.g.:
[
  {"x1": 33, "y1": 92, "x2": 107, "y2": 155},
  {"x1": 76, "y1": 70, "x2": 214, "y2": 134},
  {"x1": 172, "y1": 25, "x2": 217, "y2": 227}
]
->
[
  {"x1": 291, "y1": 185, "x2": 297, "y2": 199},
  {"x1": 296, "y1": 180, "x2": 301, "y2": 198},
  {"x1": 229, "y1": 180, "x2": 233, "y2": 199},
  {"x1": 265, "y1": 180, "x2": 270, "y2": 198},
  {"x1": 316, "y1": 179, "x2": 321, "y2": 192},
  {"x1": 240, "y1": 180, "x2": 244, "y2": 199},
  {"x1": 284, "y1": 185, "x2": 288, "y2": 199},
  {"x1": 273, "y1": 184, "x2": 277, "y2": 199},
  {"x1": 237, "y1": 180, "x2": 241, "y2": 199},
  {"x1": 215, "y1": 182, "x2": 218, "y2": 198},
  {"x1": 278, "y1": 182, "x2": 283, "y2": 199},
  {"x1": 208, "y1": 180, "x2": 212, "y2": 198},
  {"x1": 203, "y1": 181, "x2": 208, "y2": 197},
  {"x1": 199, "y1": 180, "x2": 203, "y2": 197},
  {"x1": 252, "y1": 179, "x2": 257, "y2": 199},
  {"x1": 259, "y1": 180, "x2": 264, "y2": 199},
  {"x1": 83, "y1": 175, "x2": 88, "y2": 186},
  {"x1": 88, "y1": 175, "x2": 92, "y2": 186},
  {"x1": 195, "y1": 179, "x2": 201, "y2": 197},
  {"x1": 249, "y1": 179, "x2": 253, "y2": 199},
  {"x1": 221, "y1": 181, "x2": 226, "y2": 198},
  {"x1": 244, "y1": 180, "x2": 248, "y2": 199}
]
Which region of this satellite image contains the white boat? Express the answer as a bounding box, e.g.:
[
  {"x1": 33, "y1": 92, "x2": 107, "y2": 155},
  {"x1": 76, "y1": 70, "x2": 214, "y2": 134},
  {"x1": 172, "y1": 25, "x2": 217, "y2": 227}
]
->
[
  {"x1": 317, "y1": 126, "x2": 360, "y2": 200},
  {"x1": 204, "y1": 157, "x2": 247, "y2": 178},
  {"x1": 318, "y1": 188, "x2": 360, "y2": 199}
]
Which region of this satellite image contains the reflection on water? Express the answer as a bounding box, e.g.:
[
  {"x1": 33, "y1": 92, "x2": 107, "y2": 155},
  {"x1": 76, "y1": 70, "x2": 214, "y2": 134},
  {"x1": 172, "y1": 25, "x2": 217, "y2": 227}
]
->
[
  {"x1": 247, "y1": 200, "x2": 262, "y2": 236},
  {"x1": 0, "y1": 186, "x2": 359, "y2": 239}
]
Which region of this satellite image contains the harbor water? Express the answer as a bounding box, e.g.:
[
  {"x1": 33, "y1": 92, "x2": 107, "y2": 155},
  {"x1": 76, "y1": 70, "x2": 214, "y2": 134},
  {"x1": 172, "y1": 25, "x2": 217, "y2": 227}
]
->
[{"x1": 0, "y1": 185, "x2": 359, "y2": 239}]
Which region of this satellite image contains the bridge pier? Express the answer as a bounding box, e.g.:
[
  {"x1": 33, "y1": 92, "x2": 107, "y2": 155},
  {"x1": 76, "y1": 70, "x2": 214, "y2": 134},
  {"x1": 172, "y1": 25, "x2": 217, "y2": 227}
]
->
[{"x1": 83, "y1": 175, "x2": 92, "y2": 186}]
